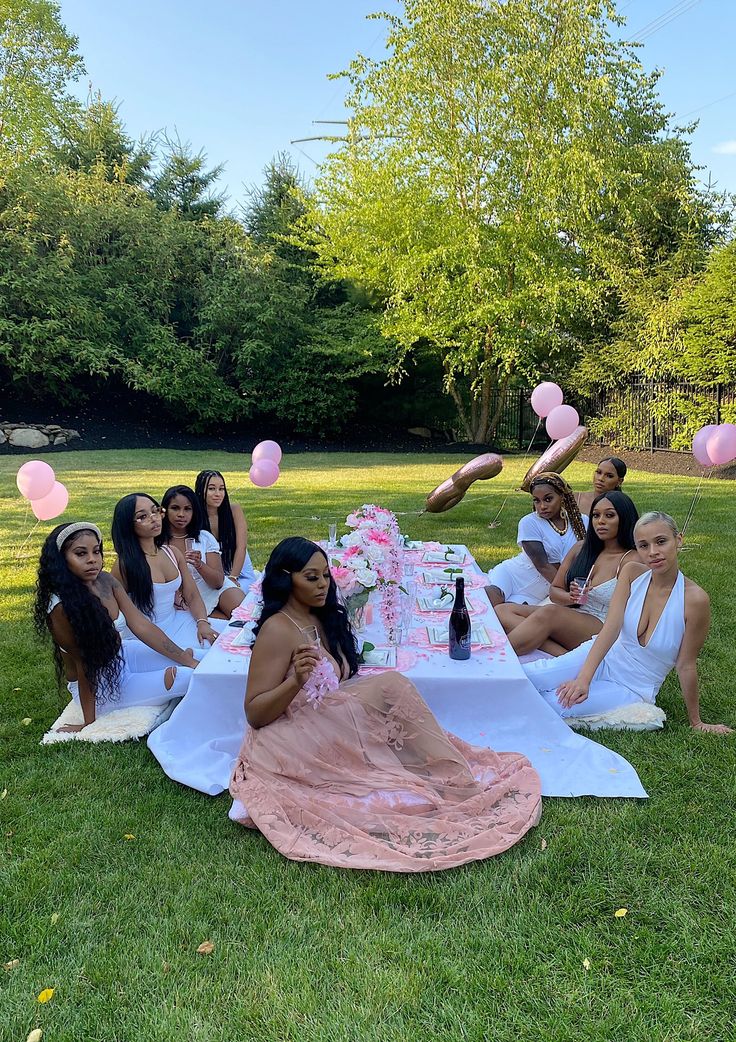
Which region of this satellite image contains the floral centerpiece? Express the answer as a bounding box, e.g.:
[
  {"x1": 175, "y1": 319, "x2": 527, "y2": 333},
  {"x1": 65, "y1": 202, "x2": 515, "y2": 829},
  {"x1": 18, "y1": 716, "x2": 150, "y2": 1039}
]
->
[{"x1": 332, "y1": 504, "x2": 404, "y2": 641}]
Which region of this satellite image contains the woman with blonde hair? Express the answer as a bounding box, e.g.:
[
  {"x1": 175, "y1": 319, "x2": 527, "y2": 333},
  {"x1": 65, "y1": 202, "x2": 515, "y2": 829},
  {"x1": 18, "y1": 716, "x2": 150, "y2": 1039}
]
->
[{"x1": 522, "y1": 512, "x2": 732, "y2": 733}]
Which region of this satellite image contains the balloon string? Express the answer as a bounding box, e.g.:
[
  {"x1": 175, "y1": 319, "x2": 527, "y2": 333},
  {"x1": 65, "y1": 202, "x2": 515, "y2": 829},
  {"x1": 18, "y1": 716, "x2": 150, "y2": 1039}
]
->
[
  {"x1": 15, "y1": 519, "x2": 41, "y2": 561},
  {"x1": 487, "y1": 418, "x2": 543, "y2": 529},
  {"x1": 681, "y1": 466, "x2": 713, "y2": 536}
]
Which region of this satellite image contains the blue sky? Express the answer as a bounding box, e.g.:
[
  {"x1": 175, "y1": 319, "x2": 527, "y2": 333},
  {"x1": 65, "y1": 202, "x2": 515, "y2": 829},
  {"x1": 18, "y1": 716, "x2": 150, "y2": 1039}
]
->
[{"x1": 58, "y1": 0, "x2": 736, "y2": 208}]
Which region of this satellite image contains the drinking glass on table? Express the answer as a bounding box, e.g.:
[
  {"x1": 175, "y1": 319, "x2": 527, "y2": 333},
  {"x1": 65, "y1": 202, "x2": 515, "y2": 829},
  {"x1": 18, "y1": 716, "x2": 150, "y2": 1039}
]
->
[
  {"x1": 401, "y1": 580, "x2": 416, "y2": 631},
  {"x1": 570, "y1": 576, "x2": 591, "y2": 608},
  {"x1": 328, "y1": 523, "x2": 337, "y2": 549},
  {"x1": 404, "y1": 557, "x2": 416, "y2": 578}
]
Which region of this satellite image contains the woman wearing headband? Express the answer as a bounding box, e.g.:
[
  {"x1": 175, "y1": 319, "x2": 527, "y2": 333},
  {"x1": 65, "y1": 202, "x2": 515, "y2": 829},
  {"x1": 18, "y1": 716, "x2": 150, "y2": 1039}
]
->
[
  {"x1": 486, "y1": 473, "x2": 587, "y2": 607},
  {"x1": 34, "y1": 522, "x2": 199, "y2": 733},
  {"x1": 194, "y1": 470, "x2": 255, "y2": 590},
  {"x1": 522, "y1": 513, "x2": 732, "y2": 733}
]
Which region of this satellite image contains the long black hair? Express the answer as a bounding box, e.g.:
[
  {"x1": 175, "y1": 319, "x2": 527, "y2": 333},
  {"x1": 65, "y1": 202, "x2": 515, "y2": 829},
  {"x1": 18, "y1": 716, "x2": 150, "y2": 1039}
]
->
[
  {"x1": 254, "y1": 536, "x2": 359, "y2": 678},
  {"x1": 195, "y1": 470, "x2": 237, "y2": 574},
  {"x1": 111, "y1": 492, "x2": 159, "y2": 616},
  {"x1": 565, "y1": 491, "x2": 639, "y2": 588},
  {"x1": 34, "y1": 524, "x2": 123, "y2": 702},
  {"x1": 159, "y1": 485, "x2": 203, "y2": 543}
]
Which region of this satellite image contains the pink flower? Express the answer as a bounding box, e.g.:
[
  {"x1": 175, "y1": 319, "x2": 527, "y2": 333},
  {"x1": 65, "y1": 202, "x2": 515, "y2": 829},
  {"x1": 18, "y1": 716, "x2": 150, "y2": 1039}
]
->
[
  {"x1": 303, "y1": 657, "x2": 339, "y2": 706},
  {"x1": 366, "y1": 529, "x2": 392, "y2": 546}
]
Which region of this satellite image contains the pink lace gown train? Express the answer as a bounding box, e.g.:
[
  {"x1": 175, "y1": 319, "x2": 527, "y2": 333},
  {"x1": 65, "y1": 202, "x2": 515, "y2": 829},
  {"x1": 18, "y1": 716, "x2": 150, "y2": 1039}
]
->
[{"x1": 230, "y1": 671, "x2": 541, "y2": 872}]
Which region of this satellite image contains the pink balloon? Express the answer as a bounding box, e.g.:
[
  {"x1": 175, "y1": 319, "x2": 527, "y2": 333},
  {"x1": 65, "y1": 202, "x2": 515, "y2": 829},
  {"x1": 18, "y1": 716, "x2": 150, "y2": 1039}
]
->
[
  {"x1": 530, "y1": 382, "x2": 564, "y2": 419},
  {"x1": 16, "y1": 460, "x2": 55, "y2": 501},
  {"x1": 252, "y1": 440, "x2": 282, "y2": 465},
  {"x1": 692, "y1": 424, "x2": 719, "y2": 467},
  {"x1": 249, "y1": 461, "x2": 280, "y2": 488},
  {"x1": 546, "y1": 404, "x2": 580, "y2": 441},
  {"x1": 31, "y1": 481, "x2": 69, "y2": 521},
  {"x1": 707, "y1": 424, "x2": 736, "y2": 466}
]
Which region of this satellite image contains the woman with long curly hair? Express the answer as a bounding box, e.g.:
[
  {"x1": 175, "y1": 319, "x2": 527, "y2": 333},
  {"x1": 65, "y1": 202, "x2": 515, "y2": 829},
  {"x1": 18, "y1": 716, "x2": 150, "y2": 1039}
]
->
[
  {"x1": 159, "y1": 485, "x2": 245, "y2": 619},
  {"x1": 496, "y1": 491, "x2": 642, "y2": 656},
  {"x1": 111, "y1": 493, "x2": 218, "y2": 662},
  {"x1": 486, "y1": 473, "x2": 587, "y2": 607},
  {"x1": 194, "y1": 470, "x2": 255, "y2": 590},
  {"x1": 35, "y1": 522, "x2": 199, "y2": 733},
  {"x1": 229, "y1": 537, "x2": 542, "y2": 872}
]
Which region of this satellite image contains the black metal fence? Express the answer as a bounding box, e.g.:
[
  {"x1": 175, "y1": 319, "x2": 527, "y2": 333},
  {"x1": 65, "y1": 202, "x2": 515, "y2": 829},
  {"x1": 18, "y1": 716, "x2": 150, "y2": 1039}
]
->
[{"x1": 493, "y1": 381, "x2": 736, "y2": 453}]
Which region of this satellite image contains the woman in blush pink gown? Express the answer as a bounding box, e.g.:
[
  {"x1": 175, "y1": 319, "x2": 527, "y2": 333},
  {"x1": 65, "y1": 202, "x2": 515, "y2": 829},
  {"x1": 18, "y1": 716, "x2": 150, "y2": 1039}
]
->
[{"x1": 230, "y1": 537, "x2": 541, "y2": 872}]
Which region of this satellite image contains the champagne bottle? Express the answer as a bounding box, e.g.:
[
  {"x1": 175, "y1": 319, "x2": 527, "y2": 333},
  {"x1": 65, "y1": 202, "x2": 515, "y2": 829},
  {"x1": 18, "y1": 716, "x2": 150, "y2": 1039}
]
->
[{"x1": 448, "y1": 576, "x2": 471, "y2": 660}]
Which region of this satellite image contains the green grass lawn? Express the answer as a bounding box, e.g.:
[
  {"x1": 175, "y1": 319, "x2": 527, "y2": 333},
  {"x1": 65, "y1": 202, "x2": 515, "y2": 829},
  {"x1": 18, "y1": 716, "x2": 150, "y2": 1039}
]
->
[{"x1": 1, "y1": 450, "x2": 735, "y2": 1042}]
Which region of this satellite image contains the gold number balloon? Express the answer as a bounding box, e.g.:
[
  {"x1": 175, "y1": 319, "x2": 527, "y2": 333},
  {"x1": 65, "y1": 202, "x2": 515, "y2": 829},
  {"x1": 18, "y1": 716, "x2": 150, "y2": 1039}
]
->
[
  {"x1": 520, "y1": 426, "x2": 588, "y2": 492},
  {"x1": 425, "y1": 453, "x2": 504, "y2": 513}
]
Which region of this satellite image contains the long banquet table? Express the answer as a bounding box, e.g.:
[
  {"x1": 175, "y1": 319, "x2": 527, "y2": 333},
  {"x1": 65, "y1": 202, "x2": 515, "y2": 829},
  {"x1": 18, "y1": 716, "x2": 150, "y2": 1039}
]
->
[{"x1": 147, "y1": 543, "x2": 647, "y2": 799}]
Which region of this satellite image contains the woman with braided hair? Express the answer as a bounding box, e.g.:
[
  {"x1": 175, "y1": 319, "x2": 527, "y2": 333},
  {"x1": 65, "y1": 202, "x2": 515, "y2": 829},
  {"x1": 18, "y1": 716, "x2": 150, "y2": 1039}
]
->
[
  {"x1": 35, "y1": 522, "x2": 199, "y2": 733},
  {"x1": 486, "y1": 473, "x2": 587, "y2": 608}
]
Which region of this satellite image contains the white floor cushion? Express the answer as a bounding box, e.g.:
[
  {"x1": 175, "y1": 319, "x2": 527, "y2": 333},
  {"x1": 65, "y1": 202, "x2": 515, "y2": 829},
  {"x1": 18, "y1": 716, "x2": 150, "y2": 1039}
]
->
[
  {"x1": 42, "y1": 699, "x2": 176, "y2": 745},
  {"x1": 568, "y1": 702, "x2": 666, "y2": 732}
]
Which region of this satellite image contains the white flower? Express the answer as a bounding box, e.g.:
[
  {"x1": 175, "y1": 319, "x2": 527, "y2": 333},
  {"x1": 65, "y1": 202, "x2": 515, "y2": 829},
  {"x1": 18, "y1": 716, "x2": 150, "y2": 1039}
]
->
[{"x1": 355, "y1": 565, "x2": 378, "y2": 588}]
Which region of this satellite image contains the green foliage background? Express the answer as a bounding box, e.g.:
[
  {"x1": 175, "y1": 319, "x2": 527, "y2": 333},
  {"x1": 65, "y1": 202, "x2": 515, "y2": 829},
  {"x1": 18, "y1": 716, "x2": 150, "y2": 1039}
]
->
[{"x1": 0, "y1": 0, "x2": 734, "y2": 444}]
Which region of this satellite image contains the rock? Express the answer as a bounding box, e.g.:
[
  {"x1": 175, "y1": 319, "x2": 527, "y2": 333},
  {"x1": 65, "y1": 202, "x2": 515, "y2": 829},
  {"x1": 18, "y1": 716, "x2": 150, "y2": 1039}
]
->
[
  {"x1": 0, "y1": 430, "x2": 6, "y2": 444},
  {"x1": 52, "y1": 433, "x2": 67, "y2": 445},
  {"x1": 67, "y1": 429, "x2": 81, "y2": 440},
  {"x1": 408, "y1": 426, "x2": 433, "y2": 439},
  {"x1": 8, "y1": 428, "x2": 50, "y2": 448}
]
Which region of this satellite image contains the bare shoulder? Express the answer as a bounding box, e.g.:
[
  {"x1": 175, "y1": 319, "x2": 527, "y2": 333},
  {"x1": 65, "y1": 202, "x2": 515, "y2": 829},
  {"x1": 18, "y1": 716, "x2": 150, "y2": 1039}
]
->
[
  {"x1": 168, "y1": 544, "x2": 187, "y2": 566},
  {"x1": 96, "y1": 571, "x2": 117, "y2": 594},
  {"x1": 110, "y1": 557, "x2": 122, "y2": 580},
  {"x1": 684, "y1": 578, "x2": 709, "y2": 610},
  {"x1": 619, "y1": 560, "x2": 647, "y2": 583},
  {"x1": 231, "y1": 501, "x2": 246, "y2": 521},
  {"x1": 255, "y1": 613, "x2": 295, "y2": 647}
]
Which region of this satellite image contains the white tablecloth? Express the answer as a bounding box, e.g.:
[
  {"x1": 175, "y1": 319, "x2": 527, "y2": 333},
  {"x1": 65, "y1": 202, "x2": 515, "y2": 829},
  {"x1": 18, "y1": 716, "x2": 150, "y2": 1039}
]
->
[{"x1": 148, "y1": 544, "x2": 646, "y2": 799}]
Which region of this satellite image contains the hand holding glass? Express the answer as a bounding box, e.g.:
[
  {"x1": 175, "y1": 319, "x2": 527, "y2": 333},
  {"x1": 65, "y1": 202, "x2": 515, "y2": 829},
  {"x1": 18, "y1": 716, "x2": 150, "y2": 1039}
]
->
[{"x1": 570, "y1": 576, "x2": 591, "y2": 607}]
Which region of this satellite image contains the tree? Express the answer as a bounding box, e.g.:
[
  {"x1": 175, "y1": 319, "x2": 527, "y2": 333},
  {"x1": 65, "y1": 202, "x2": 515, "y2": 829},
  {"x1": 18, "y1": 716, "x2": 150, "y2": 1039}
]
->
[
  {"x1": 308, "y1": 0, "x2": 708, "y2": 441},
  {"x1": 149, "y1": 137, "x2": 226, "y2": 220},
  {"x1": 0, "y1": 161, "x2": 240, "y2": 424},
  {"x1": 53, "y1": 92, "x2": 153, "y2": 186},
  {"x1": 0, "y1": 0, "x2": 84, "y2": 156}
]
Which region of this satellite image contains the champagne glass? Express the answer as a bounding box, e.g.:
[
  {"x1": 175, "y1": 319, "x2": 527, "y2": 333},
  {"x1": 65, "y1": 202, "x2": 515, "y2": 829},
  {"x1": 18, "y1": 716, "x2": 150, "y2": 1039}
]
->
[
  {"x1": 328, "y1": 523, "x2": 337, "y2": 549},
  {"x1": 300, "y1": 625, "x2": 321, "y2": 647}
]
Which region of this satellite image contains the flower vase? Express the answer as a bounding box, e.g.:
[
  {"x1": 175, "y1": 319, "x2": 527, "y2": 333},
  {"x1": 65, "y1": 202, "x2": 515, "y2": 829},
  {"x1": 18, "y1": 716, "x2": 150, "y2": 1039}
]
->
[{"x1": 350, "y1": 603, "x2": 367, "y2": 633}]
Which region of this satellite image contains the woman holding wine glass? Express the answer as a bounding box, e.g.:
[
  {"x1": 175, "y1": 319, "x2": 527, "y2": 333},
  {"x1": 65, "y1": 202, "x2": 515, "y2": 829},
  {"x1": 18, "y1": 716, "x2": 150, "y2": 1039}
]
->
[{"x1": 229, "y1": 537, "x2": 542, "y2": 872}]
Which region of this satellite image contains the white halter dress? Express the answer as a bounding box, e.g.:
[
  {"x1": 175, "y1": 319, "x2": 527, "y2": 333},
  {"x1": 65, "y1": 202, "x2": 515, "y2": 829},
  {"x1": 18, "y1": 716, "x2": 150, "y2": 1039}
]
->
[
  {"x1": 522, "y1": 571, "x2": 686, "y2": 718},
  {"x1": 48, "y1": 594, "x2": 194, "y2": 715}
]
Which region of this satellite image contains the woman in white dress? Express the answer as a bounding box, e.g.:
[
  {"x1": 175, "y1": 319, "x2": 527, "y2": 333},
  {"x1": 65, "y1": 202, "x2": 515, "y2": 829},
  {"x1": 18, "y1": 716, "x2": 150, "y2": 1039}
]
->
[
  {"x1": 160, "y1": 485, "x2": 245, "y2": 619},
  {"x1": 195, "y1": 470, "x2": 255, "y2": 590},
  {"x1": 111, "y1": 493, "x2": 218, "y2": 669},
  {"x1": 522, "y1": 512, "x2": 732, "y2": 733},
  {"x1": 35, "y1": 522, "x2": 199, "y2": 733},
  {"x1": 496, "y1": 491, "x2": 640, "y2": 655},
  {"x1": 486, "y1": 473, "x2": 587, "y2": 607}
]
